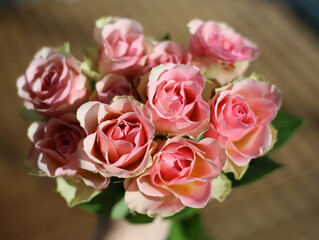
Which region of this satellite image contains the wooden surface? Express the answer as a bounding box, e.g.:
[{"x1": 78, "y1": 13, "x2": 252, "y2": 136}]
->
[{"x1": 0, "y1": 0, "x2": 318, "y2": 239}]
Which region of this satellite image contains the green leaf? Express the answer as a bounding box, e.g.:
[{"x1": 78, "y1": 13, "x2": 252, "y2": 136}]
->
[
  {"x1": 226, "y1": 156, "x2": 282, "y2": 187},
  {"x1": 164, "y1": 207, "x2": 197, "y2": 222},
  {"x1": 57, "y1": 42, "x2": 71, "y2": 57},
  {"x1": 56, "y1": 177, "x2": 101, "y2": 207},
  {"x1": 160, "y1": 33, "x2": 171, "y2": 41},
  {"x1": 167, "y1": 221, "x2": 189, "y2": 240},
  {"x1": 125, "y1": 212, "x2": 154, "y2": 224},
  {"x1": 19, "y1": 106, "x2": 45, "y2": 123},
  {"x1": 167, "y1": 212, "x2": 211, "y2": 240},
  {"x1": 80, "y1": 181, "x2": 125, "y2": 215},
  {"x1": 271, "y1": 110, "x2": 304, "y2": 151},
  {"x1": 110, "y1": 197, "x2": 130, "y2": 219}
]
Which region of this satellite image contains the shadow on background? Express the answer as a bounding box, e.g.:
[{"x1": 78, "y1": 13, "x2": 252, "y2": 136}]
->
[{"x1": 287, "y1": 0, "x2": 319, "y2": 32}]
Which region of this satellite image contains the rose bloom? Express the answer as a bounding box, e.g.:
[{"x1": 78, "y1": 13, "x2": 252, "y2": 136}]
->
[
  {"x1": 124, "y1": 136, "x2": 226, "y2": 217},
  {"x1": 76, "y1": 97, "x2": 155, "y2": 182},
  {"x1": 91, "y1": 74, "x2": 136, "y2": 104},
  {"x1": 95, "y1": 17, "x2": 147, "y2": 78},
  {"x1": 26, "y1": 113, "x2": 109, "y2": 189},
  {"x1": 188, "y1": 19, "x2": 259, "y2": 64},
  {"x1": 147, "y1": 63, "x2": 210, "y2": 138},
  {"x1": 205, "y1": 78, "x2": 281, "y2": 166},
  {"x1": 143, "y1": 40, "x2": 192, "y2": 73},
  {"x1": 17, "y1": 47, "x2": 89, "y2": 117}
]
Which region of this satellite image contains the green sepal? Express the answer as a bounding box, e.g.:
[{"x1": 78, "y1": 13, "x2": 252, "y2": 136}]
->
[
  {"x1": 195, "y1": 133, "x2": 205, "y2": 142},
  {"x1": 95, "y1": 16, "x2": 113, "y2": 29},
  {"x1": 57, "y1": 42, "x2": 71, "y2": 57},
  {"x1": 81, "y1": 47, "x2": 101, "y2": 82},
  {"x1": 56, "y1": 177, "x2": 101, "y2": 207}
]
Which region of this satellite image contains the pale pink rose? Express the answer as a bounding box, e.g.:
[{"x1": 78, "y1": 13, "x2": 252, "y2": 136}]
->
[
  {"x1": 26, "y1": 113, "x2": 109, "y2": 189},
  {"x1": 147, "y1": 64, "x2": 210, "y2": 138},
  {"x1": 95, "y1": 17, "x2": 147, "y2": 78},
  {"x1": 205, "y1": 78, "x2": 281, "y2": 166},
  {"x1": 188, "y1": 19, "x2": 259, "y2": 64},
  {"x1": 76, "y1": 97, "x2": 155, "y2": 182},
  {"x1": 143, "y1": 41, "x2": 192, "y2": 73},
  {"x1": 92, "y1": 74, "x2": 136, "y2": 104},
  {"x1": 124, "y1": 136, "x2": 226, "y2": 217},
  {"x1": 17, "y1": 47, "x2": 89, "y2": 117}
]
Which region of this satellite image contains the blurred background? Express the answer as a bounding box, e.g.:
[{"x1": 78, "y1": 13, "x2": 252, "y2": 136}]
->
[{"x1": 0, "y1": 0, "x2": 318, "y2": 239}]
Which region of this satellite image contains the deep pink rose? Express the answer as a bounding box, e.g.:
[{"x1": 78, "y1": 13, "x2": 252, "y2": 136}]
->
[
  {"x1": 188, "y1": 19, "x2": 259, "y2": 64},
  {"x1": 76, "y1": 97, "x2": 155, "y2": 181},
  {"x1": 26, "y1": 114, "x2": 108, "y2": 189},
  {"x1": 17, "y1": 47, "x2": 89, "y2": 117},
  {"x1": 143, "y1": 41, "x2": 192, "y2": 73},
  {"x1": 92, "y1": 74, "x2": 136, "y2": 104},
  {"x1": 147, "y1": 64, "x2": 210, "y2": 138},
  {"x1": 205, "y1": 78, "x2": 281, "y2": 165},
  {"x1": 124, "y1": 136, "x2": 226, "y2": 217},
  {"x1": 95, "y1": 17, "x2": 147, "y2": 78}
]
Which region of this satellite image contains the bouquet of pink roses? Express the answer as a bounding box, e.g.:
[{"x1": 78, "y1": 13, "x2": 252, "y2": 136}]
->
[{"x1": 17, "y1": 16, "x2": 302, "y2": 238}]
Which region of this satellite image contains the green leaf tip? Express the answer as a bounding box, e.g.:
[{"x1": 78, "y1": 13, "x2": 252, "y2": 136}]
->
[{"x1": 226, "y1": 156, "x2": 282, "y2": 187}]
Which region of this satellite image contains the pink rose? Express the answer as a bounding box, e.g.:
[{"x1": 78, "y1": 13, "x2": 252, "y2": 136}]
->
[
  {"x1": 124, "y1": 136, "x2": 226, "y2": 217},
  {"x1": 144, "y1": 41, "x2": 192, "y2": 73},
  {"x1": 95, "y1": 17, "x2": 147, "y2": 78},
  {"x1": 76, "y1": 97, "x2": 155, "y2": 181},
  {"x1": 147, "y1": 64, "x2": 210, "y2": 138},
  {"x1": 92, "y1": 74, "x2": 136, "y2": 104},
  {"x1": 27, "y1": 114, "x2": 108, "y2": 190},
  {"x1": 188, "y1": 19, "x2": 258, "y2": 64},
  {"x1": 205, "y1": 78, "x2": 281, "y2": 166},
  {"x1": 17, "y1": 47, "x2": 89, "y2": 117}
]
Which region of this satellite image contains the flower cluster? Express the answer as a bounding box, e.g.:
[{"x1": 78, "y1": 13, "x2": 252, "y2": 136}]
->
[{"x1": 17, "y1": 17, "x2": 281, "y2": 217}]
